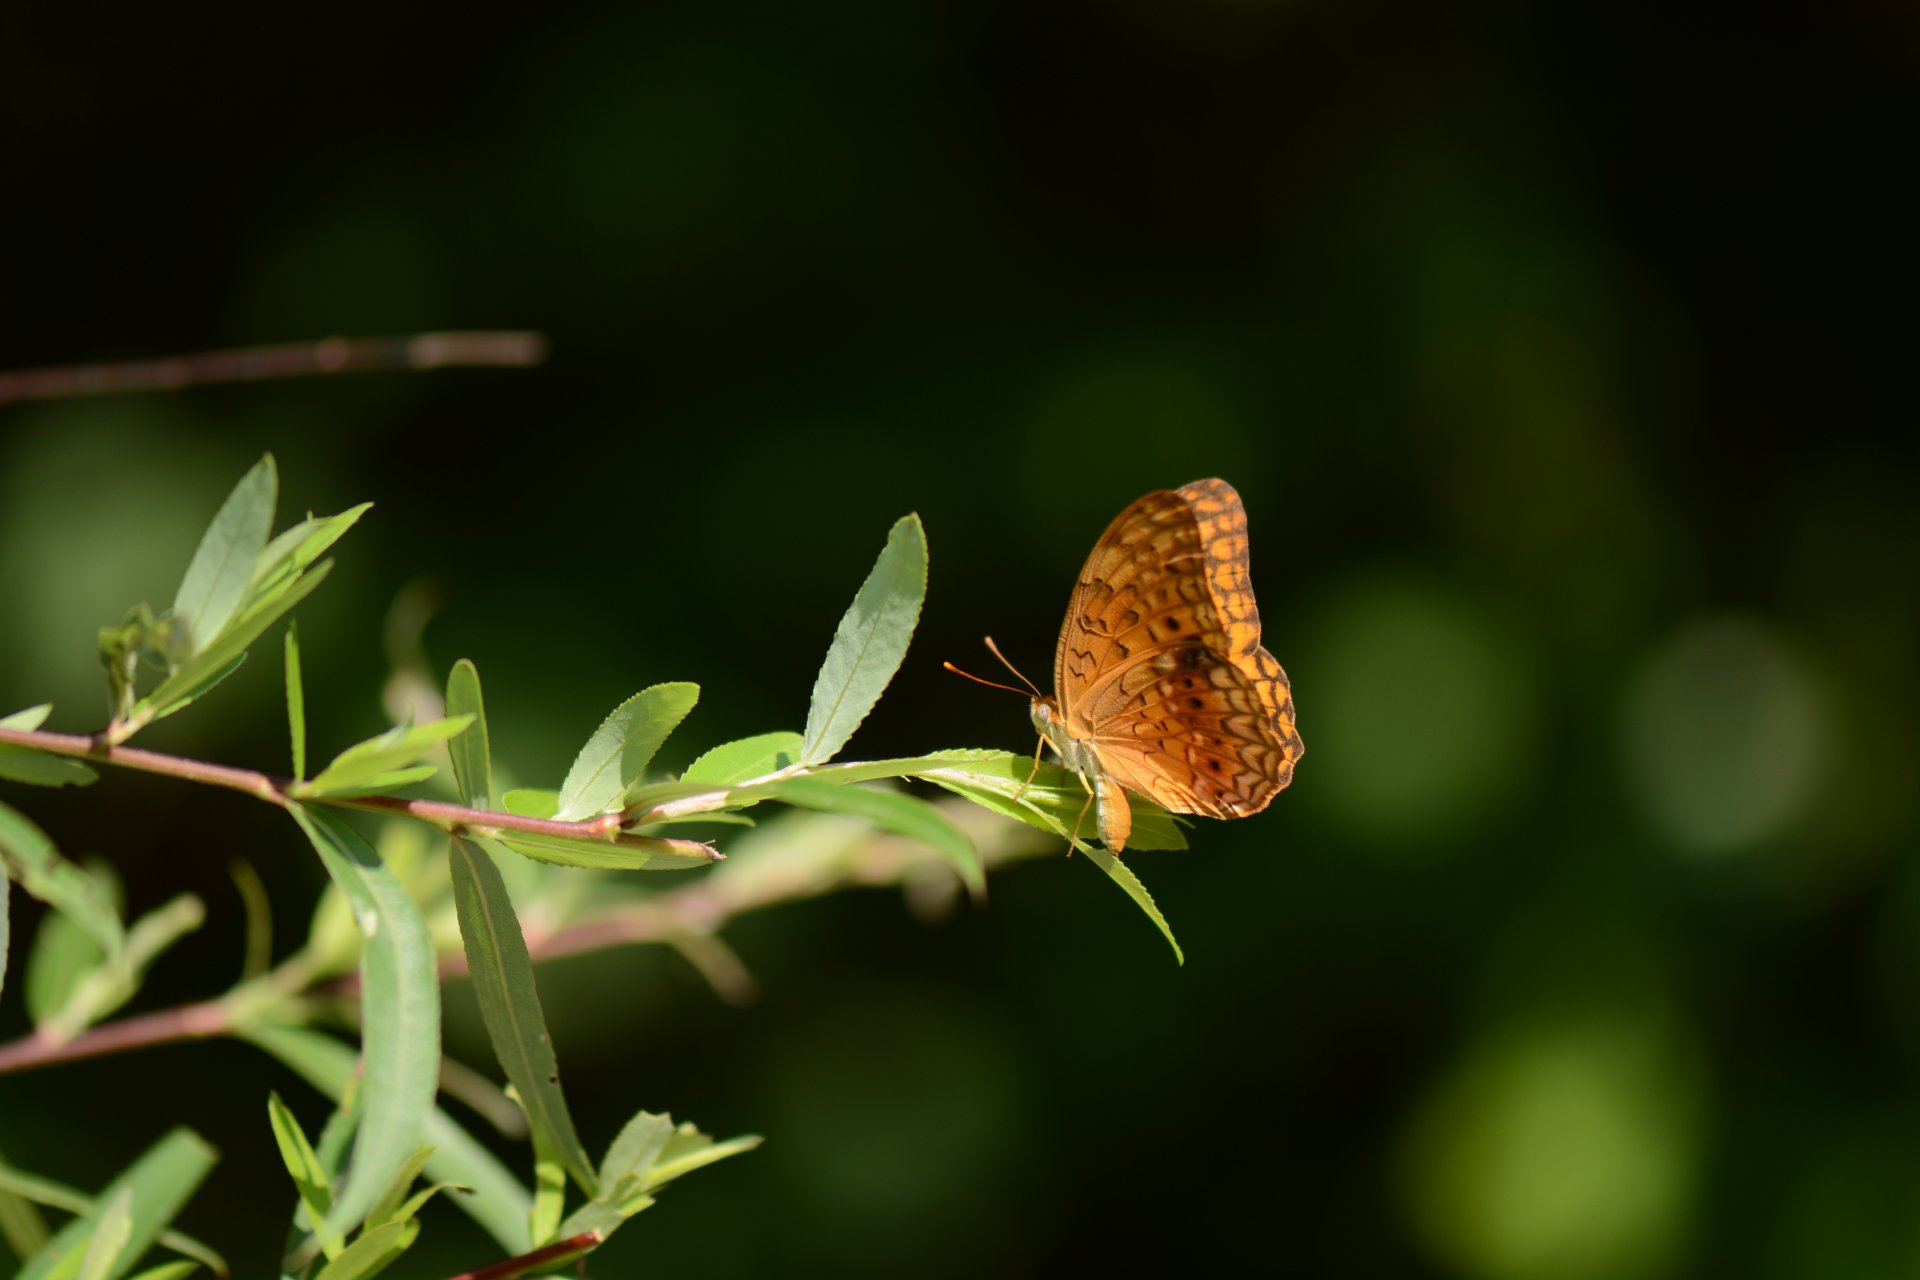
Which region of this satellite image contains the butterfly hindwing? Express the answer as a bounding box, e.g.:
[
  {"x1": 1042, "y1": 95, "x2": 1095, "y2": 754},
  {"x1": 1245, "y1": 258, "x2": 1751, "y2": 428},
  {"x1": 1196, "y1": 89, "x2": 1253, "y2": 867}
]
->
[{"x1": 1049, "y1": 479, "x2": 1302, "y2": 841}]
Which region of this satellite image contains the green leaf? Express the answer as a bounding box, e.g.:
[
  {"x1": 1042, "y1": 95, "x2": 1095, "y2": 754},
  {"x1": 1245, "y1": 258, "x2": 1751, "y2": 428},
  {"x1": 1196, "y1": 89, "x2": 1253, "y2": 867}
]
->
[
  {"x1": 286, "y1": 622, "x2": 307, "y2": 780},
  {"x1": 73, "y1": 1186, "x2": 131, "y2": 1280},
  {"x1": 251, "y1": 504, "x2": 372, "y2": 596},
  {"x1": 41, "y1": 894, "x2": 206, "y2": 1044},
  {"x1": 299, "y1": 716, "x2": 473, "y2": 799},
  {"x1": 444, "y1": 660, "x2": 492, "y2": 809},
  {"x1": 242, "y1": 1025, "x2": 533, "y2": 1253},
  {"x1": 1081, "y1": 845, "x2": 1184, "y2": 965},
  {"x1": 267, "y1": 1093, "x2": 339, "y2": 1259},
  {"x1": 0, "y1": 705, "x2": 53, "y2": 731},
  {"x1": 15, "y1": 1128, "x2": 218, "y2": 1280},
  {"x1": 554, "y1": 684, "x2": 699, "y2": 821},
  {"x1": 0, "y1": 746, "x2": 98, "y2": 788},
  {"x1": 500, "y1": 789, "x2": 557, "y2": 819},
  {"x1": 122, "y1": 1264, "x2": 199, "y2": 1280},
  {"x1": 172, "y1": 455, "x2": 277, "y2": 656},
  {"x1": 287, "y1": 808, "x2": 440, "y2": 1241},
  {"x1": 141, "y1": 561, "x2": 332, "y2": 722},
  {"x1": 625, "y1": 749, "x2": 1013, "y2": 824},
  {"x1": 759, "y1": 778, "x2": 985, "y2": 899},
  {"x1": 801, "y1": 514, "x2": 927, "y2": 765},
  {"x1": 0, "y1": 1161, "x2": 224, "y2": 1277},
  {"x1": 297, "y1": 766, "x2": 439, "y2": 799},
  {"x1": 448, "y1": 839, "x2": 596, "y2": 1193},
  {"x1": 497, "y1": 833, "x2": 718, "y2": 873},
  {"x1": 529, "y1": 1128, "x2": 565, "y2": 1247},
  {"x1": 1, "y1": 869, "x2": 9, "y2": 1007},
  {"x1": 918, "y1": 752, "x2": 1187, "y2": 851},
  {"x1": 310, "y1": 1220, "x2": 416, "y2": 1280},
  {"x1": 642, "y1": 1128, "x2": 763, "y2": 1191},
  {"x1": 364, "y1": 1145, "x2": 436, "y2": 1229},
  {"x1": 598, "y1": 1112, "x2": 673, "y2": 1187},
  {"x1": 0, "y1": 803, "x2": 125, "y2": 972},
  {"x1": 682, "y1": 732, "x2": 804, "y2": 785}
]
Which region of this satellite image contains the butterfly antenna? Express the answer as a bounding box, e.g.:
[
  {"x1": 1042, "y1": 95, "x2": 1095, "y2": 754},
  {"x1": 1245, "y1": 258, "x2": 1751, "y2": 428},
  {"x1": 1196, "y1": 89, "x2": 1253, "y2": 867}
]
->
[
  {"x1": 941, "y1": 661, "x2": 1031, "y2": 699},
  {"x1": 981, "y1": 636, "x2": 1045, "y2": 699}
]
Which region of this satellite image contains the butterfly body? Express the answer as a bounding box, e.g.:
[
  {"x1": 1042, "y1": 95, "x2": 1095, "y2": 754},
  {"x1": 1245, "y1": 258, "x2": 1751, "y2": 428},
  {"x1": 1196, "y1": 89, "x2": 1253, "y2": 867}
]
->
[{"x1": 1036, "y1": 478, "x2": 1302, "y2": 853}]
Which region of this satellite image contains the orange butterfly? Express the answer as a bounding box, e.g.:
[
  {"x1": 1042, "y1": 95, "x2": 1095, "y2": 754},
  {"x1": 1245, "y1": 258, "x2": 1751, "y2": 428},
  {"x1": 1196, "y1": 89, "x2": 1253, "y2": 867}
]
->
[{"x1": 956, "y1": 479, "x2": 1302, "y2": 852}]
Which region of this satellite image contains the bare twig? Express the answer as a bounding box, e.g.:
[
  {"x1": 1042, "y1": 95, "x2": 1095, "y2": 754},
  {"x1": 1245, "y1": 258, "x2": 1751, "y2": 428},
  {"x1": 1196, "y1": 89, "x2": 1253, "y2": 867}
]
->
[{"x1": 0, "y1": 332, "x2": 547, "y2": 405}]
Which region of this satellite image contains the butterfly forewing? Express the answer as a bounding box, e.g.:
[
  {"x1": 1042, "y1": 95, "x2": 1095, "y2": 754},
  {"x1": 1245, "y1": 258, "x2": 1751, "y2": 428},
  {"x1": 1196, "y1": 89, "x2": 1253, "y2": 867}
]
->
[{"x1": 1052, "y1": 479, "x2": 1302, "y2": 834}]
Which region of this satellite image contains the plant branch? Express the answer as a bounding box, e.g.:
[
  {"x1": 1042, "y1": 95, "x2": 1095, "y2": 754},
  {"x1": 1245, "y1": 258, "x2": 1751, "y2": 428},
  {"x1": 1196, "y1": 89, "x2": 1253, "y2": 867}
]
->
[
  {"x1": 441, "y1": 1231, "x2": 603, "y2": 1280},
  {"x1": 0, "y1": 804, "x2": 1055, "y2": 1076},
  {"x1": 0, "y1": 331, "x2": 547, "y2": 405},
  {"x1": 0, "y1": 725, "x2": 692, "y2": 853}
]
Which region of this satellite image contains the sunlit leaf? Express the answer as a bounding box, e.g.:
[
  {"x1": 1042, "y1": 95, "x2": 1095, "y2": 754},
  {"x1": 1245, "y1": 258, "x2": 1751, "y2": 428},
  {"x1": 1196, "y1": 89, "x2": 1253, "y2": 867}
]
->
[
  {"x1": 0, "y1": 706, "x2": 53, "y2": 731},
  {"x1": 251, "y1": 504, "x2": 372, "y2": 596},
  {"x1": 682, "y1": 732, "x2": 804, "y2": 785},
  {"x1": 444, "y1": 660, "x2": 492, "y2": 809},
  {"x1": 364, "y1": 1145, "x2": 435, "y2": 1229},
  {"x1": 310, "y1": 1220, "x2": 416, "y2": 1280},
  {"x1": 497, "y1": 833, "x2": 718, "y2": 873},
  {"x1": 1080, "y1": 846, "x2": 1184, "y2": 966},
  {"x1": 172, "y1": 455, "x2": 276, "y2": 657},
  {"x1": 285, "y1": 622, "x2": 306, "y2": 780},
  {"x1": 801, "y1": 514, "x2": 926, "y2": 764},
  {"x1": 299, "y1": 717, "x2": 472, "y2": 798},
  {"x1": 267, "y1": 1093, "x2": 338, "y2": 1259},
  {"x1": 141, "y1": 561, "x2": 333, "y2": 722},
  {"x1": 73, "y1": 1186, "x2": 131, "y2": 1280},
  {"x1": 554, "y1": 684, "x2": 699, "y2": 821}
]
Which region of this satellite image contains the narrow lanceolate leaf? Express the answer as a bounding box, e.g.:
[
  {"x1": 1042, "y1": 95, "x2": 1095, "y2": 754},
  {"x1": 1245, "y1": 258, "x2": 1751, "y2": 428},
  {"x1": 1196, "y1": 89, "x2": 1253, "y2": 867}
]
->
[
  {"x1": 554, "y1": 684, "x2": 700, "y2": 821},
  {"x1": 497, "y1": 833, "x2": 719, "y2": 873},
  {"x1": 121, "y1": 1264, "x2": 199, "y2": 1280},
  {"x1": 40, "y1": 894, "x2": 206, "y2": 1042},
  {"x1": 529, "y1": 1120, "x2": 566, "y2": 1247},
  {"x1": 172, "y1": 455, "x2": 277, "y2": 656},
  {"x1": 0, "y1": 1156, "x2": 225, "y2": 1278},
  {"x1": 801, "y1": 513, "x2": 927, "y2": 765},
  {"x1": 15, "y1": 1128, "x2": 218, "y2": 1280},
  {"x1": 288, "y1": 807, "x2": 440, "y2": 1241},
  {"x1": 142, "y1": 560, "x2": 334, "y2": 721},
  {"x1": 310, "y1": 1219, "x2": 417, "y2": 1280},
  {"x1": 444, "y1": 660, "x2": 492, "y2": 808},
  {"x1": 760, "y1": 778, "x2": 985, "y2": 900},
  {"x1": 75, "y1": 1186, "x2": 132, "y2": 1280},
  {"x1": 0, "y1": 706, "x2": 96, "y2": 786},
  {"x1": 919, "y1": 752, "x2": 1187, "y2": 851},
  {"x1": 299, "y1": 717, "x2": 473, "y2": 799},
  {"x1": 0, "y1": 802, "x2": 125, "y2": 966},
  {"x1": 556, "y1": 1115, "x2": 760, "y2": 1242},
  {"x1": 285, "y1": 622, "x2": 307, "y2": 780},
  {"x1": 1081, "y1": 846, "x2": 1184, "y2": 966},
  {"x1": 242, "y1": 1025, "x2": 533, "y2": 1253},
  {"x1": 0, "y1": 746, "x2": 98, "y2": 788},
  {"x1": 682, "y1": 732, "x2": 804, "y2": 785},
  {"x1": 267, "y1": 1093, "x2": 338, "y2": 1258},
  {"x1": 251, "y1": 504, "x2": 372, "y2": 597},
  {"x1": 643, "y1": 1127, "x2": 763, "y2": 1191},
  {"x1": 598, "y1": 1112, "x2": 673, "y2": 1188},
  {"x1": 363, "y1": 1145, "x2": 436, "y2": 1228},
  {"x1": 0, "y1": 870, "x2": 10, "y2": 1005},
  {"x1": 448, "y1": 839, "x2": 596, "y2": 1193}
]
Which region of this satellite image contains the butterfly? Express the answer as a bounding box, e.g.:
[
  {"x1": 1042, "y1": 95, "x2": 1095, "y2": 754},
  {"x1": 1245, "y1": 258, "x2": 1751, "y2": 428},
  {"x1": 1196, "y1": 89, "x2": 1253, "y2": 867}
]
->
[{"x1": 953, "y1": 478, "x2": 1302, "y2": 852}]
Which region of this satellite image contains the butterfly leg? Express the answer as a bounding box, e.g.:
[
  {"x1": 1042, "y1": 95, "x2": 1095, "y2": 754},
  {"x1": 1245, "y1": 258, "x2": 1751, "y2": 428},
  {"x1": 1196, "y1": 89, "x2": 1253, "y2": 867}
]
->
[
  {"x1": 1013, "y1": 734, "x2": 1046, "y2": 802},
  {"x1": 1066, "y1": 778, "x2": 1095, "y2": 858}
]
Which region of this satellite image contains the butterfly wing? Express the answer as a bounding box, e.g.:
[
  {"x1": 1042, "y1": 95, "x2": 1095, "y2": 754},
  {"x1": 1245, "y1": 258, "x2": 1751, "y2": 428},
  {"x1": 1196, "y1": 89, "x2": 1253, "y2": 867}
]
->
[{"x1": 1053, "y1": 479, "x2": 1301, "y2": 822}]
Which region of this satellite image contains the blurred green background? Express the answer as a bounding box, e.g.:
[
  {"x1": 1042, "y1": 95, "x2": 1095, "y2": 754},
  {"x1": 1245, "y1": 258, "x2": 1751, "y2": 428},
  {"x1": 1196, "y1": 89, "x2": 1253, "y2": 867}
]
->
[{"x1": 4, "y1": 2, "x2": 1918, "y2": 1275}]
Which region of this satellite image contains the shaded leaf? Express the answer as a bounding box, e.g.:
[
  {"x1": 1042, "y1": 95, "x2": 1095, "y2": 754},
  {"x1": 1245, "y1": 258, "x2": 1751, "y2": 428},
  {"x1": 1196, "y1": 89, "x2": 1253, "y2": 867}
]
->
[
  {"x1": 0, "y1": 869, "x2": 8, "y2": 1007},
  {"x1": 448, "y1": 839, "x2": 596, "y2": 1192},
  {"x1": 287, "y1": 809, "x2": 439, "y2": 1241},
  {"x1": 554, "y1": 684, "x2": 699, "y2": 821},
  {"x1": 122, "y1": 1265, "x2": 199, "y2": 1280},
  {"x1": 759, "y1": 778, "x2": 984, "y2": 899},
  {"x1": 598, "y1": 1112, "x2": 672, "y2": 1187},
  {"x1": 444, "y1": 660, "x2": 492, "y2": 809},
  {"x1": 0, "y1": 1159, "x2": 224, "y2": 1277},
  {"x1": 0, "y1": 746, "x2": 98, "y2": 788},
  {"x1": 801, "y1": 514, "x2": 926, "y2": 764},
  {"x1": 364, "y1": 1146, "x2": 435, "y2": 1229},
  {"x1": 242, "y1": 1026, "x2": 532, "y2": 1254},
  {"x1": 682, "y1": 732, "x2": 804, "y2": 785},
  {"x1": 41, "y1": 894, "x2": 205, "y2": 1042},
  {"x1": 74, "y1": 1186, "x2": 131, "y2": 1280},
  {"x1": 497, "y1": 833, "x2": 718, "y2": 873},
  {"x1": 0, "y1": 803, "x2": 125, "y2": 974},
  {"x1": 642, "y1": 1129, "x2": 763, "y2": 1191},
  {"x1": 15, "y1": 1128, "x2": 218, "y2": 1280},
  {"x1": 919, "y1": 752, "x2": 1186, "y2": 851},
  {"x1": 172, "y1": 455, "x2": 276, "y2": 656}
]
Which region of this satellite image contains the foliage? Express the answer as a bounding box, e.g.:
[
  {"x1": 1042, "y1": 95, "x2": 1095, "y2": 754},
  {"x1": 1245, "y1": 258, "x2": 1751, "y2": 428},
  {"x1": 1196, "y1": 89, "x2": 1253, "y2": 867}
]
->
[{"x1": 0, "y1": 458, "x2": 1180, "y2": 1276}]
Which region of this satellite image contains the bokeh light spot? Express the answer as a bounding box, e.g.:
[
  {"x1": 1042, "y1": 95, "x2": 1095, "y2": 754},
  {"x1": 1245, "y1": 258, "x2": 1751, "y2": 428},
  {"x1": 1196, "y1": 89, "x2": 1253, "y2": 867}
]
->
[{"x1": 1620, "y1": 618, "x2": 1830, "y2": 855}]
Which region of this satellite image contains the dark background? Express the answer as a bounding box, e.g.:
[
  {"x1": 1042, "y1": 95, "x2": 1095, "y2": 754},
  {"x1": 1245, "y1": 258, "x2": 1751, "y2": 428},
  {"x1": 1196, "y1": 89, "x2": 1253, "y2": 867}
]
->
[{"x1": 4, "y1": 2, "x2": 1918, "y2": 1275}]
